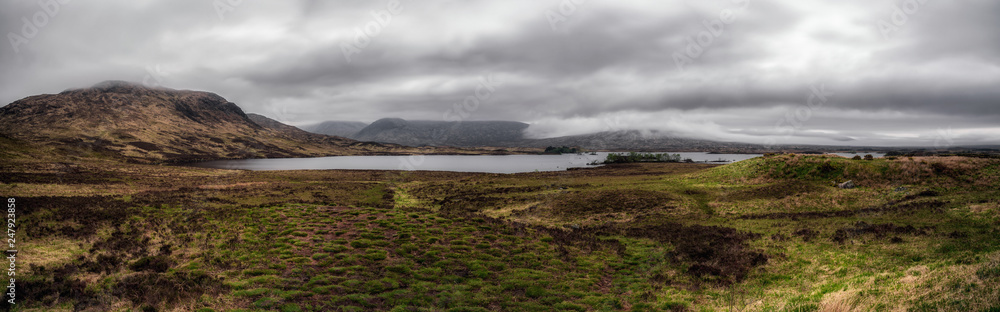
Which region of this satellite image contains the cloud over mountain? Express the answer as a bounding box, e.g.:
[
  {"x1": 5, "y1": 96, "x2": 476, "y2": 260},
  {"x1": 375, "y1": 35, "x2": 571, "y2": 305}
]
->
[{"x1": 2, "y1": 0, "x2": 999, "y2": 146}]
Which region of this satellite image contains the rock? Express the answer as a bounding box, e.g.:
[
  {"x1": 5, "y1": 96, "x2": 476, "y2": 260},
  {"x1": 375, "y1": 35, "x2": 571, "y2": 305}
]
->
[
  {"x1": 894, "y1": 186, "x2": 908, "y2": 192},
  {"x1": 838, "y1": 180, "x2": 855, "y2": 189}
]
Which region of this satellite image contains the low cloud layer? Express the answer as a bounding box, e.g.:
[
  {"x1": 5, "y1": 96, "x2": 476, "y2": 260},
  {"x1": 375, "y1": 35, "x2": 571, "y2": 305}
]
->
[{"x1": 2, "y1": 0, "x2": 998, "y2": 146}]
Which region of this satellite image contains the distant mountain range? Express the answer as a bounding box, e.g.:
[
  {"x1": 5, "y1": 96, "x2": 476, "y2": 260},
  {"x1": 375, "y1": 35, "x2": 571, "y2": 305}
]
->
[
  {"x1": 0, "y1": 81, "x2": 455, "y2": 163},
  {"x1": 4, "y1": 81, "x2": 985, "y2": 163},
  {"x1": 353, "y1": 118, "x2": 529, "y2": 147},
  {"x1": 512, "y1": 130, "x2": 767, "y2": 152},
  {"x1": 300, "y1": 118, "x2": 773, "y2": 152},
  {"x1": 300, "y1": 121, "x2": 368, "y2": 138},
  {"x1": 302, "y1": 117, "x2": 978, "y2": 153},
  {"x1": 300, "y1": 118, "x2": 529, "y2": 147}
]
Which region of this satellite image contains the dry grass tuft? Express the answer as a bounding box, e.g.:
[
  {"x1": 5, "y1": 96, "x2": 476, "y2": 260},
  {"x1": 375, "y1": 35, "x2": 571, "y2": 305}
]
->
[{"x1": 819, "y1": 290, "x2": 856, "y2": 312}]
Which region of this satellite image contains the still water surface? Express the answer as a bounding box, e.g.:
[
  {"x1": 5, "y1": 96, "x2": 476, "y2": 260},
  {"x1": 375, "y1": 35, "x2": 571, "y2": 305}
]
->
[
  {"x1": 188, "y1": 152, "x2": 760, "y2": 174},
  {"x1": 187, "y1": 152, "x2": 884, "y2": 174}
]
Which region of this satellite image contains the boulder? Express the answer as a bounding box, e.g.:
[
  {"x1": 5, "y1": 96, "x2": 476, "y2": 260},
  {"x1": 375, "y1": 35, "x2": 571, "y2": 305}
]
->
[{"x1": 837, "y1": 180, "x2": 855, "y2": 189}]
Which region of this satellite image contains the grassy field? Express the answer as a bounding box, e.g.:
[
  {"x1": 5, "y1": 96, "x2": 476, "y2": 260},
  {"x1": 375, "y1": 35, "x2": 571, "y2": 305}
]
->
[{"x1": 4, "y1": 149, "x2": 1000, "y2": 311}]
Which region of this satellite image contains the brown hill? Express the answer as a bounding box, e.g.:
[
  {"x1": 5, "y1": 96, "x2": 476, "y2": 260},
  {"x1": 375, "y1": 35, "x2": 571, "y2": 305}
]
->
[
  {"x1": 245, "y1": 112, "x2": 345, "y2": 141},
  {"x1": 247, "y1": 113, "x2": 305, "y2": 135},
  {"x1": 0, "y1": 81, "x2": 419, "y2": 163}
]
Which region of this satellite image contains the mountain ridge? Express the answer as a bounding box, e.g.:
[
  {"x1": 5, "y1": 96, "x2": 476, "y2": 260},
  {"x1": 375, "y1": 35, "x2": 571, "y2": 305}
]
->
[
  {"x1": 513, "y1": 129, "x2": 765, "y2": 152},
  {"x1": 350, "y1": 118, "x2": 530, "y2": 147},
  {"x1": 302, "y1": 118, "x2": 942, "y2": 153},
  {"x1": 0, "y1": 81, "x2": 425, "y2": 163},
  {"x1": 303, "y1": 117, "x2": 769, "y2": 152}
]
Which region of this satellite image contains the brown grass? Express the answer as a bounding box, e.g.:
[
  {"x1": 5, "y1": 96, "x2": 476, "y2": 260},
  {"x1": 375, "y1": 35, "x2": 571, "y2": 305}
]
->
[{"x1": 819, "y1": 291, "x2": 856, "y2": 312}]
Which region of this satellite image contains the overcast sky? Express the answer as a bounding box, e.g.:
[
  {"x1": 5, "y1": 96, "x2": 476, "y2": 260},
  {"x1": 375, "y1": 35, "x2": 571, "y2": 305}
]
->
[{"x1": 2, "y1": 0, "x2": 998, "y2": 146}]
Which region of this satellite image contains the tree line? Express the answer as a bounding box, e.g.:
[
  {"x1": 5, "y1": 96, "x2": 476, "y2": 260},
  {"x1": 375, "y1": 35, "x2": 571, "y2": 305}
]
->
[{"x1": 602, "y1": 152, "x2": 687, "y2": 164}]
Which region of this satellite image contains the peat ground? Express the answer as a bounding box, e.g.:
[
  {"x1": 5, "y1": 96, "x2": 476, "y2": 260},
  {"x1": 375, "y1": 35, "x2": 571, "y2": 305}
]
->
[{"x1": 2, "y1": 153, "x2": 1000, "y2": 311}]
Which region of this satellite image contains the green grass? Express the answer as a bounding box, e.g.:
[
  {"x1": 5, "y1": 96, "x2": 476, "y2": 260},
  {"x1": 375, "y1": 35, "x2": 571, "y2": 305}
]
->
[{"x1": 10, "y1": 155, "x2": 1000, "y2": 311}]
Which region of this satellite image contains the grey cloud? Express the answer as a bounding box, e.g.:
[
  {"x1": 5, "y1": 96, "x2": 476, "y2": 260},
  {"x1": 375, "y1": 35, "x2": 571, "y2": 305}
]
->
[
  {"x1": 730, "y1": 128, "x2": 857, "y2": 142},
  {"x1": 1, "y1": 0, "x2": 998, "y2": 146}
]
